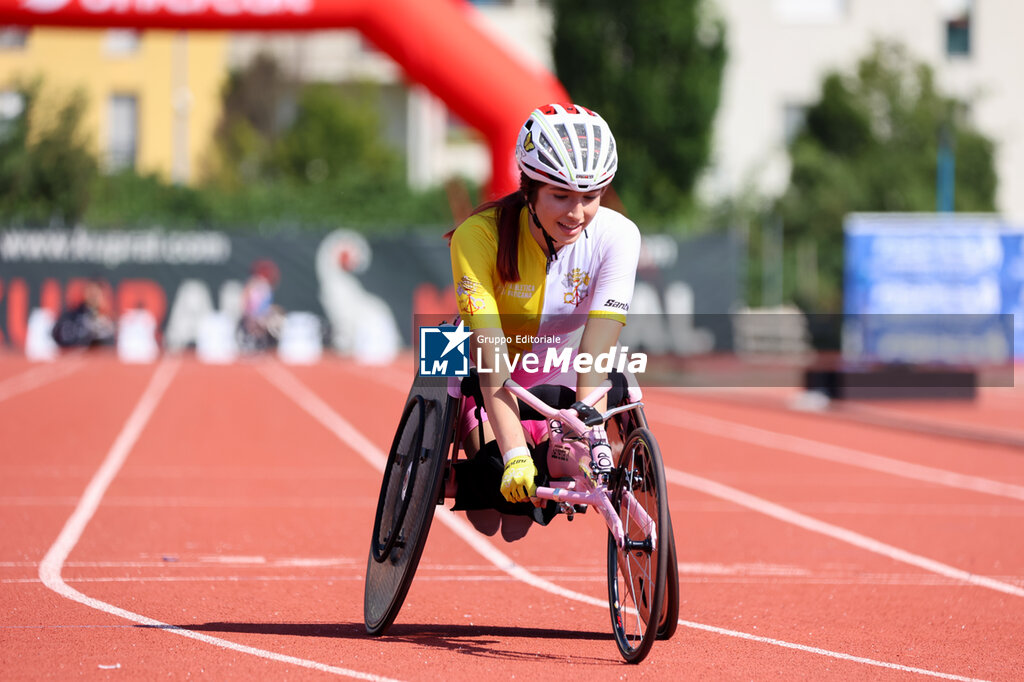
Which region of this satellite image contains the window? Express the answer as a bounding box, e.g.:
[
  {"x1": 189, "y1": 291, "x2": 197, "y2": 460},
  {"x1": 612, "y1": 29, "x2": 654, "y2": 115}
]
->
[
  {"x1": 783, "y1": 103, "x2": 808, "y2": 145},
  {"x1": 105, "y1": 29, "x2": 140, "y2": 56},
  {"x1": 0, "y1": 26, "x2": 28, "y2": 49},
  {"x1": 943, "y1": 0, "x2": 973, "y2": 57},
  {"x1": 107, "y1": 94, "x2": 138, "y2": 172},
  {"x1": 0, "y1": 90, "x2": 25, "y2": 141}
]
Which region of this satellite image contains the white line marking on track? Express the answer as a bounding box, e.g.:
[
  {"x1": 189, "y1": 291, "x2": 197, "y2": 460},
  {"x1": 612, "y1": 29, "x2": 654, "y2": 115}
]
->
[
  {"x1": 37, "y1": 358, "x2": 401, "y2": 682},
  {"x1": 664, "y1": 467, "x2": 1024, "y2": 598},
  {"x1": 0, "y1": 359, "x2": 83, "y2": 404},
  {"x1": 650, "y1": 404, "x2": 1024, "y2": 501},
  {"x1": 263, "y1": 362, "x2": 990, "y2": 682}
]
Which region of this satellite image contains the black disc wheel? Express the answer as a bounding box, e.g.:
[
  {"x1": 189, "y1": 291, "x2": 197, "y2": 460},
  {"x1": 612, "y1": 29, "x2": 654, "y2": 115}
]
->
[
  {"x1": 370, "y1": 396, "x2": 426, "y2": 563},
  {"x1": 364, "y1": 387, "x2": 453, "y2": 636},
  {"x1": 657, "y1": 510, "x2": 679, "y2": 640},
  {"x1": 606, "y1": 427, "x2": 669, "y2": 663}
]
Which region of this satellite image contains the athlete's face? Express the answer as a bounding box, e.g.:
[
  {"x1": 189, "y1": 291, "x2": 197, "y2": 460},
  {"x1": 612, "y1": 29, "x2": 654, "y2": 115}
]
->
[{"x1": 530, "y1": 185, "x2": 604, "y2": 250}]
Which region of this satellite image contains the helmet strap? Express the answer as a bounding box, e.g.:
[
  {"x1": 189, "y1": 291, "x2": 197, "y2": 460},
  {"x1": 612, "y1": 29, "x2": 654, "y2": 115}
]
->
[{"x1": 528, "y1": 205, "x2": 559, "y2": 273}]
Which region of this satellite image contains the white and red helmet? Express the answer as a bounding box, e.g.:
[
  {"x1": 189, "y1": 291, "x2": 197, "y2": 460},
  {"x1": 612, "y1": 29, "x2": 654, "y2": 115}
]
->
[{"x1": 516, "y1": 103, "x2": 618, "y2": 192}]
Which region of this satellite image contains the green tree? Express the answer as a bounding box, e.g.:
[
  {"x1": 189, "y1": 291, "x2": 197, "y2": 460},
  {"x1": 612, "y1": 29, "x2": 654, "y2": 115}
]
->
[
  {"x1": 777, "y1": 41, "x2": 997, "y2": 311},
  {"x1": 270, "y1": 83, "x2": 402, "y2": 187},
  {"x1": 203, "y1": 53, "x2": 297, "y2": 190},
  {"x1": 551, "y1": 0, "x2": 726, "y2": 226},
  {"x1": 0, "y1": 80, "x2": 98, "y2": 225},
  {"x1": 86, "y1": 170, "x2": 212, "y2": 228},
  {"x1": 201, "y1": 61, "x2": 453, "y2": 229}
]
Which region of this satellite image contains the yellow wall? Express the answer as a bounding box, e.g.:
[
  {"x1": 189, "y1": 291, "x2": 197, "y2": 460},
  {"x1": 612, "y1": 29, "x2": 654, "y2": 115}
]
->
[{"x1": 0, "y1": 28, "x2": 226, "y2": 185}]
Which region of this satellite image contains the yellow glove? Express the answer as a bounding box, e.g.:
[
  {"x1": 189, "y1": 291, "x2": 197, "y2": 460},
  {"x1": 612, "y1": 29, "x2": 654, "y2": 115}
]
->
[{"x1": 500, "y1": 453, "x2": 537, "y2": 503}]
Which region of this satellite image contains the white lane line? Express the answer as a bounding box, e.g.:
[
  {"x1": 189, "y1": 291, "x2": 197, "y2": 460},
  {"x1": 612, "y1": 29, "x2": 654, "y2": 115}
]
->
[
  {"x1": 665, "y1": 467, "x2": 1024, "y2": 598},
  {"x1": 262, "y1": 363, "x2": 989, "y2": 682},
  {"x1": 649, "y1": 404, "x2": 1024, "y2": 502},
  {"x1": 0, "y1": 359, "x2": 83, "y2": 404},
  {"x1": 36, "y1": 359, "x2": 400, "y2": 682}
]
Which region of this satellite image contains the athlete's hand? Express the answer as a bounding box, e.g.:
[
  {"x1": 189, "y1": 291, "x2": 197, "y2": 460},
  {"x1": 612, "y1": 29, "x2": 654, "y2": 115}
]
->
[{"x1": 500, "y1": 455, "x2": 537, "y2": 503}]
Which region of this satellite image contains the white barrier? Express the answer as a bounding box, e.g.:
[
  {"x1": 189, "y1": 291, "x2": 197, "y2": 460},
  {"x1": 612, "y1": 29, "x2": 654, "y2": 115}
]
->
[
  {"x1": 117, "y1": 309, "x2": 160, "y2": 364},
  {"x1": 277, "y1": 312, "x2": 323, "y2": 365},
  {"x1": 25, "y1": 308, "x2": 59, "y2": 362},
  {"x1": 196, "y1": 312, "x2": 238, "y2": 364}
]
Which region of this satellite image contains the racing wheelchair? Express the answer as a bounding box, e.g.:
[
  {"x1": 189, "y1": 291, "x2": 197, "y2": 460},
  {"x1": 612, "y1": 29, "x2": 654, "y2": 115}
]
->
[{"x1": 364, "y1": 369, "x2": 680, "y2": 663}]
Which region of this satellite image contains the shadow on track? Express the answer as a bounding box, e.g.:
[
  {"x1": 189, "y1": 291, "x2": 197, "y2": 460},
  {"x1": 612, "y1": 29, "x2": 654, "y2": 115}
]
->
[{"x1": 142, "y1": 622, "x2": 616, "y2": 664}]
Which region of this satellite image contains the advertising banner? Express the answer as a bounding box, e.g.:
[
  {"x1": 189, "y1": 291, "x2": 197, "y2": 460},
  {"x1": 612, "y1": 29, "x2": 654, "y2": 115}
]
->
[
  {"x1": 843, "y1": 214, "x2": 1022, "y2": 361},
  {"x1": 0, "y1": 226, "x2": 743, "y2": 360}
]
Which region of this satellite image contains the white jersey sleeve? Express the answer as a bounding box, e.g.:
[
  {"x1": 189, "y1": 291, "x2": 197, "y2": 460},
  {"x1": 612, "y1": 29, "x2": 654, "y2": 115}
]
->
[{"x1": 586, "y1": 208, "x2": 642, "y2": 323}]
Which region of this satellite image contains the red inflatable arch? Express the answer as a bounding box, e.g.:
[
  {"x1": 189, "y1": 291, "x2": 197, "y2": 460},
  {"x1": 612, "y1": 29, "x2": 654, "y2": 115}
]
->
[{"x1": 0, "y1": 0, "x2": 568, "y2": 197}]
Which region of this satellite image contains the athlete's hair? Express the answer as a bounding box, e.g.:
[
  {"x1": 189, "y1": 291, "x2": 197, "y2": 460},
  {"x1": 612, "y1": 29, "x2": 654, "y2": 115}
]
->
[{"x1": 445, "y1": 173, "x2": 544, "y2": 283}]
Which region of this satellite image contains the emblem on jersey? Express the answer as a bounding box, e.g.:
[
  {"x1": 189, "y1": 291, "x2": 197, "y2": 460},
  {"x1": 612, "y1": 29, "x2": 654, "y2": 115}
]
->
[
  {"x1": 456, "y1": 276, "x2": 486, "y2": 315},
  {"x1": 563, "y1": 268, "x2": 591, "y2": 306}
]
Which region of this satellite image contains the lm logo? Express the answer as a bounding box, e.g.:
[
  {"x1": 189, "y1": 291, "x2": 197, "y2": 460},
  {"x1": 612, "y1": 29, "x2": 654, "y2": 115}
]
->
[{"x1": 418, "y1": 321, "x2": 472, "y2": 377}]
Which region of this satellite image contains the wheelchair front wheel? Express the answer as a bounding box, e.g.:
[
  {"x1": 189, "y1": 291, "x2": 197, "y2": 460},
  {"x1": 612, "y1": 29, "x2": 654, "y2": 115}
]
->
[{"x1": 606, "y1": 427, "x2": 669, "y2": 663}]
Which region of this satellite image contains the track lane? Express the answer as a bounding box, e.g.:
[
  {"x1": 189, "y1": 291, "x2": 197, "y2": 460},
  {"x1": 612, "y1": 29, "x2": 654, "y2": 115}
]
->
[
  {"x1": 14, "y1": 358, "x2": 404, "y2": 680},
  {"x1": 640, "y1": 386, "x2": 1024, "y2": 678},
  {"x1": 298, "y1": 359, "x2": 1017, "y2": 680},
  {"x1": 5, "y1": 355, "x2": 1021, "y2": 679},
  {"x1": 648, "y1": 388, "x2": 1024, "y2": 481},
  {"x1": 0, "y1": 356, "x2": 153, "y2": 563},
  {"x1": 643, "y1": 393, "x2": 1024, "y2": 577},
  {"x1": 47, "y1": 358, "x2": 623, "y2": 679}
]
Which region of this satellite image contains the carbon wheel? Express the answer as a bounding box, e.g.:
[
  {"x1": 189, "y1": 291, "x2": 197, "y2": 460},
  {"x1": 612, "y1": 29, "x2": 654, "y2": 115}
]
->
[
  {"x1": 364, "y1": 385, "x2": 455, "y2": 636},
  {"x1": 657, "y1": 510, "x2": 679, "y2": 640},
  {"x1": 370, "y1": 396, "x2": 426, "y2": 563}
]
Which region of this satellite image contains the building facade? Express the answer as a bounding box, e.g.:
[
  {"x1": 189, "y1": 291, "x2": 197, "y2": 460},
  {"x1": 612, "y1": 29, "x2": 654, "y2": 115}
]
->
[
  {"x1": 4, "y1": 1, "x2": 1021, "y2": 223},
  {"x1": 706, "y1": 0, "x2": 1024, "y2": 221},
  {"x1": 0, "y1": 27, "x2": 227, "y2": 184}
]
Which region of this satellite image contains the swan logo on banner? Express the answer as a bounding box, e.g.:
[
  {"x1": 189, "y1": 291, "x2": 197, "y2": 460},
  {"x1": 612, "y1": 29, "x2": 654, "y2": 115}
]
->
[{"x1": 19, "y1": 0, "x2": 313, "y2": 15}]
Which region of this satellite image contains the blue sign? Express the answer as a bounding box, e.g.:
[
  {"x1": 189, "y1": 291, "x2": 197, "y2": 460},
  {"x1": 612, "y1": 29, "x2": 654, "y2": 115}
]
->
[{"x1": 844, "y1": 214, "x2": 1021, "y2": 361}]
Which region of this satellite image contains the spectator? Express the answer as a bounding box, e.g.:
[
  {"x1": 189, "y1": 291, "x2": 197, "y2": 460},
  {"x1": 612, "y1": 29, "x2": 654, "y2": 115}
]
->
[
  {"x1": 51, "y1": 279, "x2": 116, "y2": 348},
  {"x1": 238, "y1": 258, "x2": 285, "y2": 352}
]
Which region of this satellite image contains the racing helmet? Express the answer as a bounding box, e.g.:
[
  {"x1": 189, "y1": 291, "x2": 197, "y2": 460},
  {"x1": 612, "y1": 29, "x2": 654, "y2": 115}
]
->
[{"x1": 516, "y1": 103, "x2": 618, "y2": 192}]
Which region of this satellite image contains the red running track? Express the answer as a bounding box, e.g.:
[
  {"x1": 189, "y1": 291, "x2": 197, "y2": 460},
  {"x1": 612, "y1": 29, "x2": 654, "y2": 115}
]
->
[{"x1": 1, "y1": 352, "x2": 1022, "y2": 680}]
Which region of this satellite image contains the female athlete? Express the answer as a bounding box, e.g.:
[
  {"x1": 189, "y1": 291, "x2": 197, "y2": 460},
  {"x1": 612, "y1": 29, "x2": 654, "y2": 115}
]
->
[{"x1": 444, "y1": 103, "x2": 642, "y2": 541}]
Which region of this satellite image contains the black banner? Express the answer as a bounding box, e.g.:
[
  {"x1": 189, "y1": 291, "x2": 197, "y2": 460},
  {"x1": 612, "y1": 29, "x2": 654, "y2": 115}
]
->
[{"x1": 0, "y1": 226, "x2": 742, "y2": 354}]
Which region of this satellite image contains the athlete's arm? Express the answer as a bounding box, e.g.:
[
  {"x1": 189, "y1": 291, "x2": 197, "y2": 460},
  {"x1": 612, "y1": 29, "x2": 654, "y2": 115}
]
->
[
  {"x1": 472, "y1": 327, "x2": 528, "y2": 454},
  {"x1": 577, "y1": 213, "x2": 641, "y2": 410},
  {"x1": 472, "y1": 327, "x2": 538, "y2": 503},
  {"x1": 576, "y1": 316, "x2": 624, "y2": 412},
  {"x1": 450, "y1": 220, "x2": 537, "y2": 502}
]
